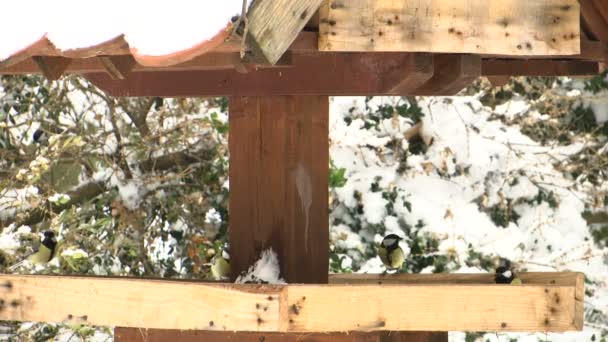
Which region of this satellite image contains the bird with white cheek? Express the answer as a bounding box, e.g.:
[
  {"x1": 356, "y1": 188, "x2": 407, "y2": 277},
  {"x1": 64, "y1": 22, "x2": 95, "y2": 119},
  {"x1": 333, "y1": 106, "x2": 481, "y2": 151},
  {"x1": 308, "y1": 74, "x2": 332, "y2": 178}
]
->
[
  {"x1": 8, "y1": 231, "x2": 57, "y2": 271},
  {"x1": 378, "y1": 234, "x2": 406, "y2": 272}
]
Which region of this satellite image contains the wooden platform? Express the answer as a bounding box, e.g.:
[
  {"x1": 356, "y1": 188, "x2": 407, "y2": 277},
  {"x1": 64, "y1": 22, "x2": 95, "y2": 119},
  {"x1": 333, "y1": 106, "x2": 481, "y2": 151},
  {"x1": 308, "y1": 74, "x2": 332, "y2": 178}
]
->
[{"x1": 0, "y1": 272, "x2": 583, "y2": 333}]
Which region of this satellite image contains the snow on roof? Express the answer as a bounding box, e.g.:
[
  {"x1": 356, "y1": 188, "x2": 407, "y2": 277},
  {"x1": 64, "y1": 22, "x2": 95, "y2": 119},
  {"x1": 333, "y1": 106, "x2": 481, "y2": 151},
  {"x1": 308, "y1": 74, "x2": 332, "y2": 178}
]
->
[{"x1": 0, "y1": 1, "x2": 244, "y2": 67}]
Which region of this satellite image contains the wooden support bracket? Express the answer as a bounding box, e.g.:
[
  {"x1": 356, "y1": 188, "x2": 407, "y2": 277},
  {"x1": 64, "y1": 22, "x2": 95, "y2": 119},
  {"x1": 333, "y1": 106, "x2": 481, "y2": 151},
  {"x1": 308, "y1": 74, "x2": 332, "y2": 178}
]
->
[
  {"x1": 98, "y1": 55, "x2": 136, "y2": 80},
  {"x1": 32, "y1": 56, "x2": 71, "y2": 81},
  {"x1": 415, "y1": 55, "x2": 482, "y2": 95}
]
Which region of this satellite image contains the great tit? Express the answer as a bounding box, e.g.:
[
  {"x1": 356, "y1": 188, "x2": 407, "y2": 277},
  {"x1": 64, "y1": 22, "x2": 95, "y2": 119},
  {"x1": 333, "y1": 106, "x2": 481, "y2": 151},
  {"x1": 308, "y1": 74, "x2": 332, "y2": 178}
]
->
[
  {"x1": 210, "y1": 251, "x2": 231, "y2": 280},
  {"x1": 494, "y1": 259, "x2": 522, "y2": 285},
  {"x1": 378, "y1": 234, "x2": 405, "y2": 271},
  {"x1": 8, "y1": 231, "x2": 57, "y2": 271}
]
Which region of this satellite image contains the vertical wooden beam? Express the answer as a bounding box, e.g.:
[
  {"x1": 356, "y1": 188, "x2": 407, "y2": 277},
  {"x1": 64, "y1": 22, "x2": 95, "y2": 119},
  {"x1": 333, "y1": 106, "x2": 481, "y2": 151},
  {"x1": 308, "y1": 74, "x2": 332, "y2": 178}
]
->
[{"x1": 228, "y1": 96, "x2": 329, "y2": 283}]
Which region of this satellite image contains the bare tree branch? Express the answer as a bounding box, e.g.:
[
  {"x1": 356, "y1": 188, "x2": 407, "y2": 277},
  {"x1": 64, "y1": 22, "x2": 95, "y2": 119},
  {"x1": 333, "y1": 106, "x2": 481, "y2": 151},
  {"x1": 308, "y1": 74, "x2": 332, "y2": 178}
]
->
[{"x1": 1, "y1": 149, "x2": 215, "y2": 227}]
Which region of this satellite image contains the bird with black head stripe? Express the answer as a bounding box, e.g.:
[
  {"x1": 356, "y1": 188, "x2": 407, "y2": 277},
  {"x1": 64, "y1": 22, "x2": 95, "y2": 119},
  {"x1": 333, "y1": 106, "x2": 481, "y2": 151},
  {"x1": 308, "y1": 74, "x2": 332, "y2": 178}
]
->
[
  {"x1": 8, "y1": 231, "x2": 57, "y2": 271},
  {"x1": 378, "y1": 234, "x2": 406, "y2": 272},
  {"x1": 494, "y1": 258, "x2": 522, "y2": 285}
]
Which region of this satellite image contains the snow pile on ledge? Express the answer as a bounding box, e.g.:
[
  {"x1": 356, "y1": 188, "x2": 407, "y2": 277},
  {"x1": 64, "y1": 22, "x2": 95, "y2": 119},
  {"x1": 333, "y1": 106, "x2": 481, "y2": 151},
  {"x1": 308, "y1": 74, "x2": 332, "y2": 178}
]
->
[{"x1": 236, "y1": 248, "x2": 286, "y2": 284}]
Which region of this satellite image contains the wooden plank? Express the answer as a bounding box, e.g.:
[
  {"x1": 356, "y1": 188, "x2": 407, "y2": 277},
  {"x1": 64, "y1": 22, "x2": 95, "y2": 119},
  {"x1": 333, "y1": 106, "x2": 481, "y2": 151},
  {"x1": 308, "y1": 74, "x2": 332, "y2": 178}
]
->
[
  {"x1": 329, "y1": 272, "x2": 582, "y2": 286},
  {"x1": 483, "y1": 60, "x2": 600, "y2": 76},
  {"x1": 319, "y1": 0, "x2": 581, "y2": 55},
  {"x1": 0, "y1": 275, "x2": 282, "y2": 331},
  {"x1": 83, "y1": 54, "x2": 424, "y2": 96},
  {"x1": 32, "y1": 56, "x2": 71, "y2": 80},
  {"x1": 228, "y1": 96, "x2": 329, "y2": 283},
  {"x1": 115, "y1": 328, "x2": 447, "y2": 342},
  {"x1": 286, "y1": 284, "x2": 582, "y2": 332},
  {"x1": 247, "y1": 0, "x2": 324, "y2": 64},
  {"x1": 415, "y1": 55, "x2": 481, "y2": 95},
  {"x1": 580, "y1": 0, "x2": 608, "y2": 43},
  {"x1": 0, "y1": 273, "x2": 583, "y2": 332},
  {"x1": 98, "y1": 56, "x2": 136, "y2": 80},
  {"x1": 83, "y1": 53, "x2": 464, "y2": 97}
]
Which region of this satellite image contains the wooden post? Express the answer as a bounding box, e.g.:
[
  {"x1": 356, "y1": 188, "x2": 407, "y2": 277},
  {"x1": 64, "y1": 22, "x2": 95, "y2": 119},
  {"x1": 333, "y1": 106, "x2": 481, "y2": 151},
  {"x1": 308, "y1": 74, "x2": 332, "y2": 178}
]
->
[
  {"x1": 114, "y1": 96, "x2": 446, "y2": 340},
  {"x1": 228, "y1": 96, "x2": 329, "y2": 283}
]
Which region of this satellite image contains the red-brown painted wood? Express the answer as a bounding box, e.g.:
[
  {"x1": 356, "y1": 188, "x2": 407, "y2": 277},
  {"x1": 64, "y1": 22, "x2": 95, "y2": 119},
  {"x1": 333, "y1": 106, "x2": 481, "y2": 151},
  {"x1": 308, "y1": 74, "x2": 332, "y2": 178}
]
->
[
  {"x1": 115, "y1": 328, "x2": 448, "y2": 342},
  {"x1": 228, "y1": 96, "x2": 329, "y2": 283}
]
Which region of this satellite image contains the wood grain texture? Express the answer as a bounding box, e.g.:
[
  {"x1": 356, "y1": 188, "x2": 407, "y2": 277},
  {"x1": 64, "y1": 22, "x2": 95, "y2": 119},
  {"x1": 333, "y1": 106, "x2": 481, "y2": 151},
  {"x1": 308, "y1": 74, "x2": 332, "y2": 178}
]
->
[
  {"x1": 286, "y1": 284, "x2": 580, "y2": 332},
  {"x1": 319, "y1": 0, "x2": 580, "y2": 55},
  {"x1": 228, "y1": 96, "x2": 329, "y2": 283},
  {"x1": 0, "y1": 275, "x2": 282, "y2": 331},
  {"x1": 247, "y1": 0, "x2": 324, "y2": 64},
  {"x1": 115, "y1": 328, "x2": 446, "y2": 342},
  {"x1": 0, "y1": 273, "x2": 582, "y2": 332}
]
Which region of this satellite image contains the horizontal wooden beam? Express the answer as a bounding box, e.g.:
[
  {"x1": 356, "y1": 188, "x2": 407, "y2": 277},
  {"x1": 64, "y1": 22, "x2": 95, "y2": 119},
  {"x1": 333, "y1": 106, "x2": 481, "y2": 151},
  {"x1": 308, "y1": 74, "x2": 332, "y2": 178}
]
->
[
  {"x1": 483, "y1": 59, "x2": 601, "y2": 76},
  {"x1": 1, "y1": 53, "x2": 293, "y2": 75},
  {"x1": 115, "y1": 328, "x2": 447, "y2": 342},
  {"x1": 5, "y1": 52, "x2": 606, "y2": 79},
  {"x1": 0, "y1": 273, "x2": 584, "y2": 332},
  {"x1": 319, "y1": 0, "x2": 581, "y2": 56},
  {"x1": 328, "y1": 272, "x2": 582, "y2": 285},
  {"x1": 84, "y1": 53, "x2": 441, "y2": 96},
  {"x1": 84, "y1": 53, "x2": 605, "y2": 97}
]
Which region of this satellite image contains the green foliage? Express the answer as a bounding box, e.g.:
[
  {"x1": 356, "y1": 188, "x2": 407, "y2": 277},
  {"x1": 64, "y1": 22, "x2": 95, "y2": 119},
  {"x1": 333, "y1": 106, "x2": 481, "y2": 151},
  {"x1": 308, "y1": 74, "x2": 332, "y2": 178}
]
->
[
  {"x1": 529, "y1": 188, "x2": 559, "y2": 209},
  {"x1": 464, "y1": 332, "x2": 485, "y2": 342},
  {"x1": 485, "y1": 200, "x2": 520, "y2": 228},
  {"x1": 585, "y1": 71, "x2": 608, "y2": 94},
  {"x1": 590, "y1": 225, "x2": 608, "y2": 248},
  {"x1": 329, "y1": 161, "x2": 347, "y2": 188}
]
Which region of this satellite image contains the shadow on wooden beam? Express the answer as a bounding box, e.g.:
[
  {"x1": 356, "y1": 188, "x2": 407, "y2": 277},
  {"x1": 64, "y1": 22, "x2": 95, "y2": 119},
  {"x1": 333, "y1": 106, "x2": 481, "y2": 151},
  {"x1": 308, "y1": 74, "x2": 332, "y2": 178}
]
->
[{"x1": 115, "y1": 328, "x2": 448, "y2": 342}]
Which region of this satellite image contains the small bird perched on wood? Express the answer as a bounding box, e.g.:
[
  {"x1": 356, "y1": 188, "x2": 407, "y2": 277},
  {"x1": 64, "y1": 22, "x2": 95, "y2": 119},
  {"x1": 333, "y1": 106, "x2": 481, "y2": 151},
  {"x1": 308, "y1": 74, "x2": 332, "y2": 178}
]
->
[
  {"x1": 494, "y1": 259, "x2": 522, "y2": 285},
  {"x1": 210, "y1": 250, "x2": 231, "y2": 280},
  {"x1": 378, "y1": 234, "x2": 405, "y2": 271},
  {"x1": 8, "y1": 231, "x2": 57, "y2": 271}
]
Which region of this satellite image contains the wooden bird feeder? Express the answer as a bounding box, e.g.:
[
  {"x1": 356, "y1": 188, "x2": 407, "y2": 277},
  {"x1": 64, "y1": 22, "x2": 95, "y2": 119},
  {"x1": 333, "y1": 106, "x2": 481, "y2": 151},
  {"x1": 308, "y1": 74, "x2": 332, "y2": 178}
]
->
[{"x1": 1, "y1": 0, "x2": 606, "y2": 340}]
